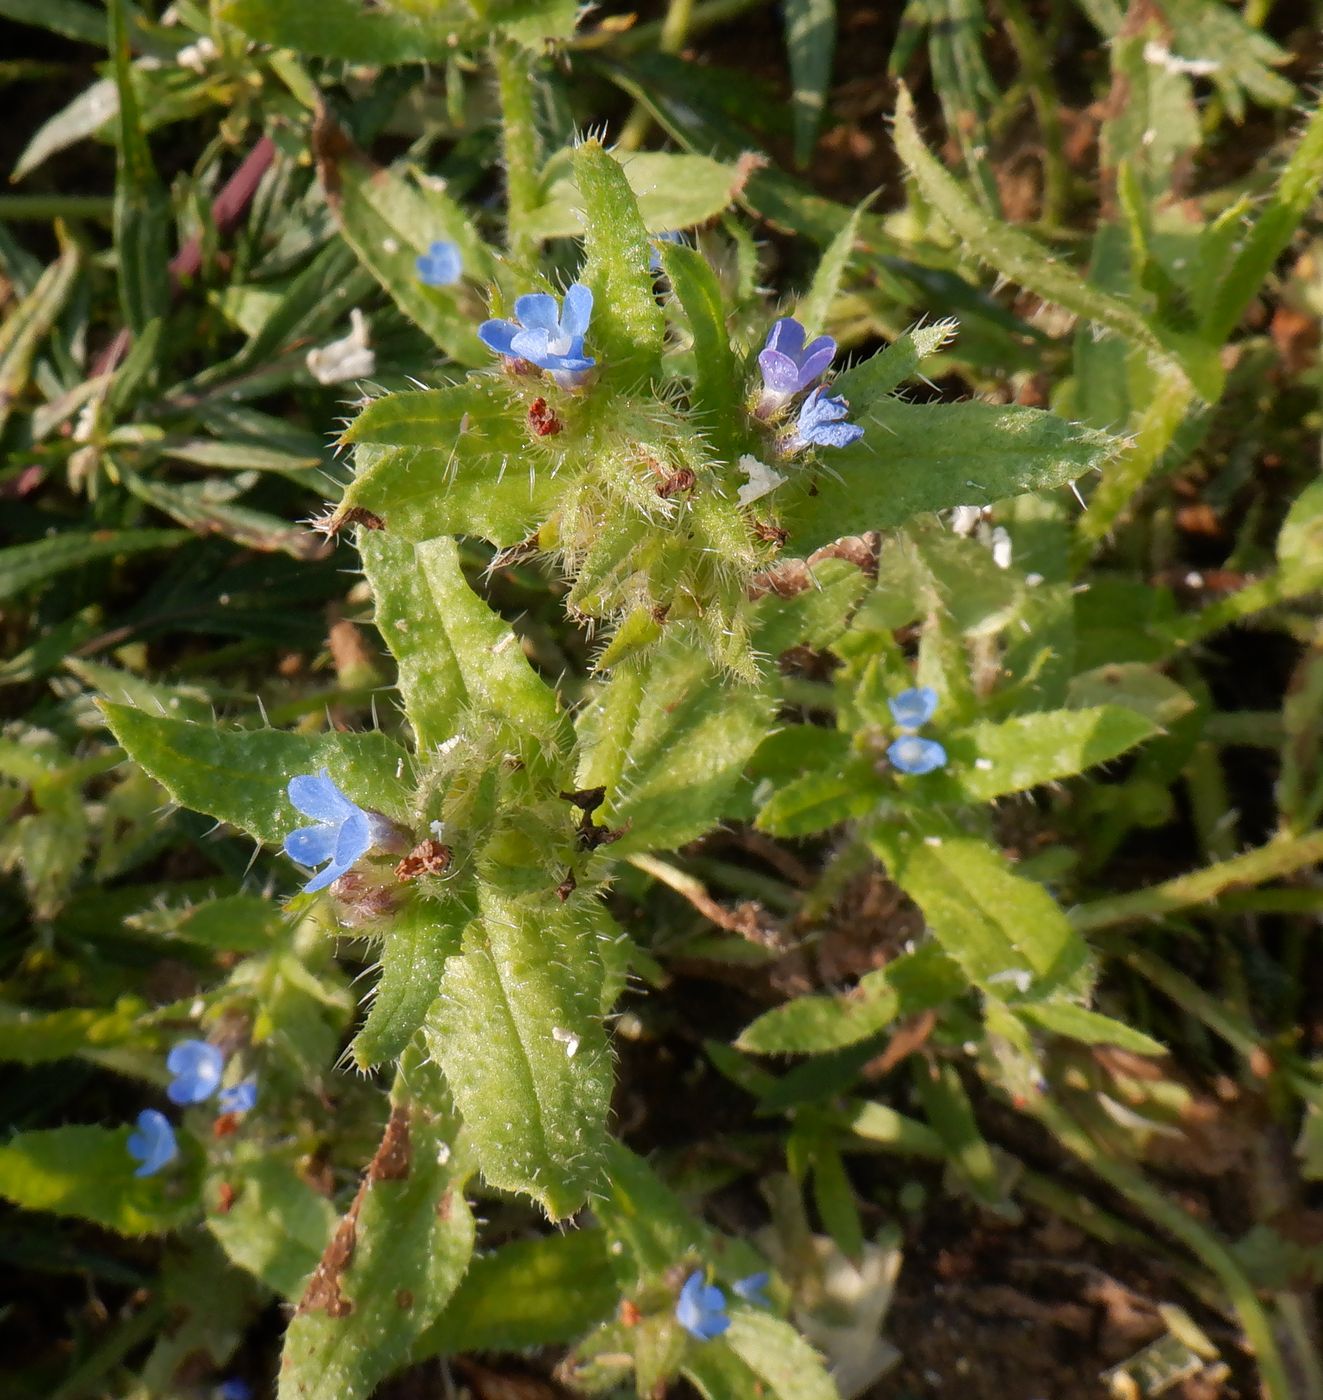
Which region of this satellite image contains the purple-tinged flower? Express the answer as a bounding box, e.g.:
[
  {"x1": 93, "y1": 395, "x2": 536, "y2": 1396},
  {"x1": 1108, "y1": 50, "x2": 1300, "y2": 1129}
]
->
[
  {"x1": 888, "y1": 686, "x2": 938, "y2": 732},
  {"x1": 732, "y1": 1271, "x2": 771, "y2": 1308},
  {"x1": 787, "y1": 386, "x2": 864, "y2": 451},
  {"x1": 217, "y1": 1381, "x2": 252, "y2": 1400},
  {"x1": 284, "y1": 769, "x2": 390, "y2": 894},
  {"x1": 127, "y1": 1109, "x2": 177, "y2": 1177},
  {"x1": 415, "y1": 240, "x2": 462, "y2": 287},
  {"x1": 478, "y1": 284, "x2": 595, "y2": 387},
  {"x1": 167, "y1": 1039, "x2": 225, "y2": 1105},
  {"x1": 219, "y1": 1080, "x2": 258, "y2": 1115},
  {"x1": 676, "y1": 1270, "x2": 730, "y2": 1341},
  {"x1": 887, "y1": 735, "x2": 948, "y2": 776},
  {"x1": 758, "y1": 317, "x2": 836, "y2": 410}
]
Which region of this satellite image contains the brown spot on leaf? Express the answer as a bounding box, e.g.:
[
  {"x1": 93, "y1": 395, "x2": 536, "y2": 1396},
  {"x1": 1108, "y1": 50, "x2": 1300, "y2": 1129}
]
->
[
  {"x1": 528, "y1": 397, "x2": 562, "y2": 436},
  {"x1": 369, "y1": 1104, "x2": 412, "y2": 1183},
  {"x1": 395, "y1": 839, "x2": 452, "y2": 882},
  {"x1": 396, "y1": 1289, "x2": 414, "y2": 1310},
  {"x1": 297, "y1": 1188, "x2": 362, "y2": 1318}
]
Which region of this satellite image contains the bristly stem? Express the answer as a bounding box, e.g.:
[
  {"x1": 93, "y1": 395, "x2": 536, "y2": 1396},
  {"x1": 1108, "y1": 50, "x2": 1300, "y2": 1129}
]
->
[{"x1": 492, "y1": 41, "x2": 541, "y2": 263}]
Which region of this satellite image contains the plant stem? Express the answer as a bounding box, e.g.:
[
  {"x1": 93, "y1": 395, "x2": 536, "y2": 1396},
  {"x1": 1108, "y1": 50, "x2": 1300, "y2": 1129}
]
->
[
  {"x1": 617, "y1": 0, "x2": 698, "y2": 150},
  {"x1": 1071, "y1": 827, "x2": 1323, "y2": 933},
  {"x1": 492, "y1": 41, "x2": 541, "y2": 263}
]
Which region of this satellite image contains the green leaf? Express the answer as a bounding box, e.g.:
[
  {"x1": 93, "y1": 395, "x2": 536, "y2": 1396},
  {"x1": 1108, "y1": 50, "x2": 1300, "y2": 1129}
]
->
[
  {"x1": 1277, "y1": 477, "x2": 1323, "y2": 597},
  {"x1": 737, "y1": 942, "x2": 966, "y2": 1055},
  {"x1": 359, "y1": 532, "x2": 565, "y2": 757},
  {"x1": 0, "y1": 998, "x2": 161, "y2": 1068},
  {"x1": 576, "y1": 631, "x2": 774, "y2": 854},
  {"x1": 0, "y1": 0, "x2": 106, "y2": 44},
  {"x1": 423, "y1": 889, "x2": 611, "y2": 1218},
  {"x1": 351, "y1": 901, "x2": 467, "y2": 1069},
  {"x1": 12, "y1": 76, "x2": 117, "y2": 182},
  {"x1": 913, "y1": 1060, "x2": 1007, "y2": 1210},
  {"x1": 99, "y1": 702, "x2": 411, "y2": 846},
  {"x1": 797, "y1": 202, "x2": 860, "y2": 338},
  {"x1": 723, "y1": 1311, "x2": 841, "y2": 1400},
  {"x1": 279, "y1": 1060, "x2": 475, "y2": 1400},
  {"x1": 953, "y1": 705, "x2": 1157, "y2": 801},
  {"x1": 779, "y1": 397, "x2": 1118, "y2": 556},
  {"x1": 755, "y1": 765, "x2": 877, "y2": 838},
  {"x1": 109, "y1": 0, "x2": 169, "y2": 335},
  {"x1": 339, "y1": 384, "x2": 551, "y2": 547},
  {"x1": 0, "y1": 1125, "x2": 196, "y2": 1236},
  {"x1": 207, "y1": 1144, "x2": 338, "y2": 1299},
  {"x1": 0, "y1": 529, "x2": 185, "y2": 604},
  {"x1": 891, "y1": 84, "x2": 1218, "y2": 397},
  {"x1": 784, "y1": 0, "x2": 837, "y2": 168},
  {"x1": 316, "y1": 137, "x2": 488, "y2": 364},
  {"x1": 528, "y1": 150, "x2": 746, "y2": 242},
  {"x1": 830, "y1": 318, "x2": 958, "y2": 405},
  {"x1": 572, "y1": 141, "x2": 665, "y2": 389},
  {"x1": 1019, "y1": 1000, "x2": 1166, "y2": 1055},
  {"x1": 0, "y1": 241, "x2": 80, "y2": 435},
  {"x1": 871, "y1": 830, "x2": 1089, "y2": 995},
  {"x1": 662, "y1": 242, "x2": 746, "y2": 463},
  {"x1": 415, "y1": 1229, "x2": 617, "y2": 1357}
]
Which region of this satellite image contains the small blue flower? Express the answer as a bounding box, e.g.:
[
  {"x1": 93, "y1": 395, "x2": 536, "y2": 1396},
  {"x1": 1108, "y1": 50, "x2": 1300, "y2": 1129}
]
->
[
  {"x1": 167, "y1": 1039, "x2": 225, "y2": 1105},
  {"x1": 217, "y1": 1381, "x2": 252, "y2": 1400},
  {"x1": 649, "y1": 229, "x2": 686, "y2": 273},
  {"x1": 676, "y1": 1270, "x2": 730, "y2": 1341},
  {"x1": 284, "y1": 769, "x2": 382, "y2": 894},
  {"x1": 732, "y1": 1271, "x2": 771, "y2": 1308},
  {"x1": 887, "y1": 734, "x2": 948, "y2": 775},
  {"x1": 789, "y1": 386, "x2": 865, "y2": 451},
  {"x1": 415, "y1": 240, "x2": 462, "y2": 287},
  {"x1": 126, "y1": 1109, "x2": 177, "y2": 1177},
  {"x1": 219, "y1": 1080, "x2": 258, "y2": 1115},
  {"x1": 478, "y1": 284, "x2": 595, "y2": 386},
  {"x1": 759, "y1": 317, "x2": 837, "y2": 402},
  {"x1": 889, "y1": 686, "x2": 939, "y2": 731}
]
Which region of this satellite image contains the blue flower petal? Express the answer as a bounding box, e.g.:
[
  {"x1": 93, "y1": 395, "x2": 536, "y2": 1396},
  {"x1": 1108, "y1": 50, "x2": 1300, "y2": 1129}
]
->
[
  {"x1": 732, "y1": 1271, "x2": 771, "y2": 1308},
  {"x1": 764, "y1": 317, "x2": 805, "y2": 358},
  {"x1": 478, "y1": 319, "x2": 521, "y2": 357},
  {"x1": 416, "y1": 240, "x2": 461, "y2": 286},
  {"x1": 810, "y1": 419, "x2": 865, "y2": 448},
  {"x1": 888, "y1": 686, "x2": 939, "y2": 730},
  {"x1": 798, "y1": 336, "x2": 837, "y2": 384},
  {"x1": 127, "y1": 1109, "x2": 177, "y2": 1177},
  {"x1": 559, "y1": 283, "x2": 593, "y2": 340},
  {"x1": 676, "y1": 1270, "x2": 731, "y2": 1341},
  {"x1": 219, "y1": 1080, "x2": 258, "y2": 1115},
  {"x1": 887, "y1": 735, "x2": 948, "y2": 775},
  {"x1": 287, "y1": 770, "x2": 354, "y2": 822},
  {"x1": 509, "y1": 326, "x2": 558, "y2": 364},
  {"x1": 513, "y1": 292, "x2": 561, "y2": 332},
  {"x1": 284, "y1": 821, "x2": 338, "y2": 869},
  {"x1": 757, "y1": 348, "x2": 803, "y2": 397},
  {"x1": 166, "y1": 1039, "x2": 226, "y2": 1105},
  {"x1": 217, "y1": 1381, "x2": 253, "y2": 1400},
  {"x1": 334, "y1": 806, "x2": 374, "y2": 871}
]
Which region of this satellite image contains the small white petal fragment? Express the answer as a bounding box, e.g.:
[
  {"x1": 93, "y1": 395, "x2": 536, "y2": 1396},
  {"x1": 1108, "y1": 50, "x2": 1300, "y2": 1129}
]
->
[
  {"x1": 551, "y1": 1025, "x2": 580, "y2": 1058},
  {"x1": 1142, "y1": 39, "x2": 1220, "y2": 76},
  {"x1": 950, "y1": 504, "x2": 984, "y2": 536},
  {"x1": 736, "y1": 453, "x2": 785, "y2": 508},
  {"x1": 990, "y1": 526, "x2": 1013, "y2": 570},
  {"x1": 306, "y1": 308, "x2": 375, "y2": 385},
  {"x1": 987, "y1": 968, "x2": 1033, "y2": 994}
]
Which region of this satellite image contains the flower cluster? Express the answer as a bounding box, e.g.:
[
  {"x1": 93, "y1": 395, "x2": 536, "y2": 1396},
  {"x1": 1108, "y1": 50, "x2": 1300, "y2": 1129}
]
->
[
  {"x1": 126, "y1": 1040, "x2": 258, "y2": 1177},
  {"x1": 284, "y1": 769, "x2": 392, "y2": 894},
  {"x1": 479, "y1": 285, "x2": 595, "y2": 388},
  {"x1": 675, "y1": 1269, "x2": 772, "y2": 1341},
  {"x1": 755, "y1": 316, "x2": 864, "y2": 452},
  {"x1": 886, "y1": 686, "x2": 948, "y2": 775}
]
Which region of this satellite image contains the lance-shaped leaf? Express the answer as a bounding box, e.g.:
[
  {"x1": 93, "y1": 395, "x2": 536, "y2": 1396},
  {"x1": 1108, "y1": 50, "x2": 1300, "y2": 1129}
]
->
[
  {"x1": 870, "y1": 829, "x2": 1089, "y2": 997},
  {"x1": 100, "y1": 702, "x2": 411, "y2": 845},
  {"x1": 424, "y1": 888, "x2": 611, "y2": 1219},
  {"x1": 0, "y1": 1125, "x2": 198, "y2": 1236},
  {"x1": 279, "y1": 1059, "x2": 475, "y2": 1400},
  {"x1": 573, "y1": 141, "x2": 665, "y2": 388},
  {"x1": 0, "y1": 529, "x2": 184, "y2": 604},
  {"x1": 351, "y1": 900, "x2": 468, "y2": 1069},
  {"x1": 359, "y1": 532, "x2": 565, "y2": 757},
  {"x1": 0, "y1": 240, "x2": 80, "y2": 436},
  {"x1": 576, "y1": 630, "x2": 774, "y2": 854},
  {"x1": 313, "y1": 117, "x2": 489, "y2": 364},
  {"x1": 778, "y1": 397, "x2": 1118, "y2": 556},
  {"x1": 722, "y1": 1311, "x2": 841, "y2": 1400},
  {"x1": 339, "y1": 383, "x2": 552, "y2": 547}
]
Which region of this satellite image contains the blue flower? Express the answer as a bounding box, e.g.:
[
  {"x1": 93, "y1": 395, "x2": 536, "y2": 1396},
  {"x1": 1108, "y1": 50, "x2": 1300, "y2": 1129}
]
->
[
  {"x1": 415, "y1": 240, "x2": 462, "y2": 287},
  {"x1": 167, "y1": 1039, "x2": 226, "y2": 1105},
  {"x1": 478, "y1": 284, "x2": 595, "y2": 386},
  {"x1": 217, "y1": 1381, "x2": 252, "y2": 1400},
  {"x1": 758, "y1": 317, "x2": 837, "y2": 402},
  {"x1": 219, "y1": 1080, "x2": 258, "y2": 1115},
  {"x1": 675, "y1": 1270, "x2": 730, "y2": 1341},
  {"x1": 887, "y1": 734, "x2": 948, "y2": 775},
  {"x1": 284, "y1": 769, "x2": 382, "y2": 894},
  {"x1": 788, "y1": 386, "x2": 864, "y2": 451},
  {"x1": 649, "y1": 229, "x2": 686, "y2": 273},
  {"x1": 888, "y1": 686, "x2": 938, "y2": 731},
  {"x1": 127, "y1": 1109, "x2": 177, "y2": 1177},
  {"x1": 732, "y1": 1271, "x2": 771, "y2": 1308}
]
